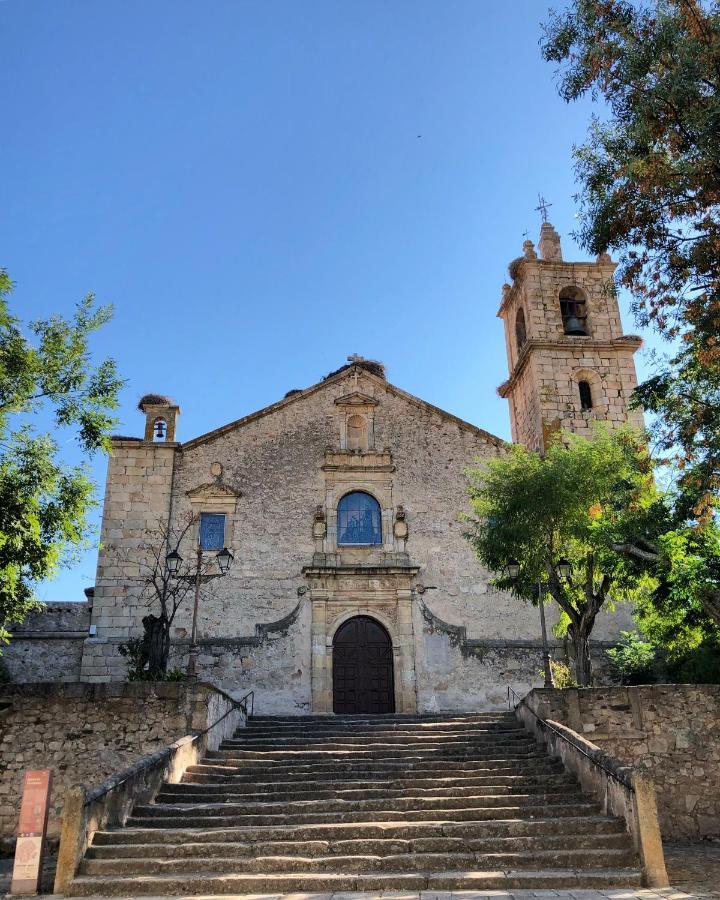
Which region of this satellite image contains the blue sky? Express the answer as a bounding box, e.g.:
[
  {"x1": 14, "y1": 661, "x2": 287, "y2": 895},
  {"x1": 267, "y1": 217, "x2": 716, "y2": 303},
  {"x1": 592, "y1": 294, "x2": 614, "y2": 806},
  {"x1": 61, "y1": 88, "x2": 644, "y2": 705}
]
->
[{"x1": 1, "y1": 0, "x2": 662, "y2": 601}]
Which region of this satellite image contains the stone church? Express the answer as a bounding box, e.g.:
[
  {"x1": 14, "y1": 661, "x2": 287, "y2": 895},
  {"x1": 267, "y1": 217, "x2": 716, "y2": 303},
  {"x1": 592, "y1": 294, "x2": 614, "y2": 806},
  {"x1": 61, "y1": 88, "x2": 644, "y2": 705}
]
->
[{"x1": 19, "y1": 222, "x2": 644, "y2": 713}]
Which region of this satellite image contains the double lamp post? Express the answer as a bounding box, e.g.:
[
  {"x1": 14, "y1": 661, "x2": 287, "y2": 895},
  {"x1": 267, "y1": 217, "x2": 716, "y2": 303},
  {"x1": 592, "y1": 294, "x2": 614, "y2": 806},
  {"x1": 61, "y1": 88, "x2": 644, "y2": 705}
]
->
[{"x1": 165, "y1": 542, "x2": 234, "y2": 679}]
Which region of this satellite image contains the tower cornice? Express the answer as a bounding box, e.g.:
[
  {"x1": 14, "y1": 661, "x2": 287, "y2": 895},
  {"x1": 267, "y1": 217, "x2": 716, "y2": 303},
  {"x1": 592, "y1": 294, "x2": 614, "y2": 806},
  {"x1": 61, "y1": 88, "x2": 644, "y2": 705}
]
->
[{"x1": 497, "y1": 334, "x2": 643, "y2": 398}]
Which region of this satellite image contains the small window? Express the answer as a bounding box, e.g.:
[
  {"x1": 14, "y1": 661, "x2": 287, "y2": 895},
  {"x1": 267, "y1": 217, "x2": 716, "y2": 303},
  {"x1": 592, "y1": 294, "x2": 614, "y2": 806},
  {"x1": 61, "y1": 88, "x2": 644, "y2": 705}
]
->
[
  {"x1": 199, "y1": 513, "x2": 226, "y2": 550},
  {"x1": 579, "y1": 380, "x2": 593, "y2": 411},
  {"x1": 346, "y1": 414, "x2": 367, "y2": 451},
  {"x1": 559, "y1": 286, "x2": 588, "y2": 335},
  {"x1": 515, "y1": 308, "x2": 527, "y2": 352},
  {"x1": 337, "y1": 491, "x2": 382, "y2": 546}
]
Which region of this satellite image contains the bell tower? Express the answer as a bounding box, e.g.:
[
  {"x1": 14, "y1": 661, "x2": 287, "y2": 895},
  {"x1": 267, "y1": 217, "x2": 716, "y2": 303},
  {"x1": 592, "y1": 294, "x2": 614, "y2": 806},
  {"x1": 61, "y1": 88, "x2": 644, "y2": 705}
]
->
[{"x1": 497, "y1": 220, "x2": 644, "y2": 452}]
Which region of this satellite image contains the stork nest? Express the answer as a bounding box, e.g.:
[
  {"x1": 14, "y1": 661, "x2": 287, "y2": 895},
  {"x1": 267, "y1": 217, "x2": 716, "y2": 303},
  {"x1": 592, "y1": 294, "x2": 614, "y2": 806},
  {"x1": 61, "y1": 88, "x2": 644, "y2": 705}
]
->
[
  {"x1": 137, "y1": 393, "x2": 173, "y2": 411},
  {"x1": 324, "y1": 359, "x2": 386, "y2": 381}
]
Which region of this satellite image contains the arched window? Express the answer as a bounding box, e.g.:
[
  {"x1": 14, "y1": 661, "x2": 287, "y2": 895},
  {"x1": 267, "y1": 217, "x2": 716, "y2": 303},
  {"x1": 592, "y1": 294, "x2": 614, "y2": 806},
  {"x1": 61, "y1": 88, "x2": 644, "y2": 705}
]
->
[
  {"x1": 153, "y1": 417, "x2": 167, "y2": 442},
  {"x1": 337, "y1": 491, "x2": 382, "y2": 546},
  {"x1": 346, "y1": 414, "x2": 367, "y2": 451},
  {"x1": 515, "y1": 308, "x2": 527, "y2": 352},
  {"x1": 559, "y1": 286, "x2": 588, "y2": 336},
  {"x1": 579, "y1": 380, "x2": 593, "y2": 410}
]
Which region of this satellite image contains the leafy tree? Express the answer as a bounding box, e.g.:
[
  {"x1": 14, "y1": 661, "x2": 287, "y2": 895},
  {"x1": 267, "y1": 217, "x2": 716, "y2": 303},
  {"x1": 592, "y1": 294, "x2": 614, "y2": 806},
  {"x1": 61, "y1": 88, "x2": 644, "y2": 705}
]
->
[
  {"x1": 465, "y1": 427, "x2": 662, "y2": 685},
  {"x1": 606, "y1": 630, "x2": 658, "y2": 684},
  {"x1": 0, "y1": 269, "x2": 122, "y2": 647},
  {"x1": 541, "y1": 0, "x2": 720, "y2": 518}
]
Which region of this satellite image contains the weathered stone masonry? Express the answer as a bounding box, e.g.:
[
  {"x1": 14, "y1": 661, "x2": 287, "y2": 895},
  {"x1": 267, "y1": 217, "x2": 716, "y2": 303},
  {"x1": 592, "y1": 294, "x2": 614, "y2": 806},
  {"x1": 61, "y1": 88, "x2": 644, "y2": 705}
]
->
[{"x1": 525, "y1": 685, "x2": 720, "y2": 839}]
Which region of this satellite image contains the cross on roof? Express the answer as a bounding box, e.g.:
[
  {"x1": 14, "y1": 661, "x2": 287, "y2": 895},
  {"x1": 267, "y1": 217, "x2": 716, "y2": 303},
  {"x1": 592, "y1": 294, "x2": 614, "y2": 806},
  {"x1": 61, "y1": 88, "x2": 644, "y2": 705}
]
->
[
  {"x1": 347, "y1": 353, "x2": 365, "y2": 364},
  {"x1": 535, "y1": 194, "x2": 553, "y2": 223}
]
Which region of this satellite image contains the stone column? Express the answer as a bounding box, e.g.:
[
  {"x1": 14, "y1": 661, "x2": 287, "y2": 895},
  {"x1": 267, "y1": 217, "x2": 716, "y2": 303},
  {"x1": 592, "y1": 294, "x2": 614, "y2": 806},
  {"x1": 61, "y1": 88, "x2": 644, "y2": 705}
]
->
[{"x1": 311, "y1": 593, "x2": 330, "y2": 713}]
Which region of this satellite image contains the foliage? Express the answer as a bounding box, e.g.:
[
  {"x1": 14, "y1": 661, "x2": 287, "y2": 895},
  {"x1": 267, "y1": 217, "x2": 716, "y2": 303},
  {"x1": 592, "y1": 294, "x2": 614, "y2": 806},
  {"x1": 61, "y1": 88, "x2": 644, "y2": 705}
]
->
[
  {"x1": 0, "y1": 270, "x2": 122, "y2": 649},
  {"x1": 466, "y1": 426, "x2": 663, "y2": 685},
  {"x1": 118, "y1": 637, "x2": 186, "y2": 682},
  {"x1": 541, "y1": 0, "x2": 720, "y2": 518},
  {"x1": 606, "y1": 630, "x2": 658, "y2": 684},
  {"x1": 666, "y1": 639, "x2": 720, "y2": 683},
  {"x1": 549, "y1": 658, "x2": 578, "y2": 688}
]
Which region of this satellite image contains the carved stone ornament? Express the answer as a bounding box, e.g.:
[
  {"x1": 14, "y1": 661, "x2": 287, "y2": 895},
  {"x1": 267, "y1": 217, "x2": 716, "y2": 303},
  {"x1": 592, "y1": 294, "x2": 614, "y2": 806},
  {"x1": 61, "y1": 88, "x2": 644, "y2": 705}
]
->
[
  {"x1": 312, "y1": 504, "x2": 327, "y2": 538},
  {"x1": 393, "y1": 505, "x2": 409, "y2": 540}
]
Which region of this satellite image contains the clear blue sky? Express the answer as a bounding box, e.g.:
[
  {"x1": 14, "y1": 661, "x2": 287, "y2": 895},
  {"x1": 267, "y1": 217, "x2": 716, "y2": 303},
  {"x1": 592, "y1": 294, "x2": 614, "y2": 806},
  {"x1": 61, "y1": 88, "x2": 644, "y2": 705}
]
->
[{"x1": 1, "y1": 0, "x2": 660, "y2": 602}]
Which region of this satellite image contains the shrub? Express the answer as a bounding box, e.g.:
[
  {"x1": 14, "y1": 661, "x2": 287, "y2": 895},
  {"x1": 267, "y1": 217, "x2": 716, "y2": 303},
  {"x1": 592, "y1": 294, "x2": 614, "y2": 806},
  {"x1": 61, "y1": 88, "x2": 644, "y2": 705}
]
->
[
  {"x1": 606, "y1": 631, "x2": 658, "y2": 685},
  {"x1": 549, "y1": 659, "x2": 578, "y2": 688}
]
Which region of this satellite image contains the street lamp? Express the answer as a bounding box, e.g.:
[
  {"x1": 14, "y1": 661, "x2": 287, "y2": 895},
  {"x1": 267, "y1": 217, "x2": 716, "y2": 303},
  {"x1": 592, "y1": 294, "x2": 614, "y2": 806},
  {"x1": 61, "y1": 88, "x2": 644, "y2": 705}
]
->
[
  {"x1": 556, "y1": 558, "x2": 573, "y2": 580},
  {"x1": 166, "y1": 543, "x2": 233, "y2": 680},
  {"x1": 505, "y1": 559, "x2": 553, "y2": 689}
]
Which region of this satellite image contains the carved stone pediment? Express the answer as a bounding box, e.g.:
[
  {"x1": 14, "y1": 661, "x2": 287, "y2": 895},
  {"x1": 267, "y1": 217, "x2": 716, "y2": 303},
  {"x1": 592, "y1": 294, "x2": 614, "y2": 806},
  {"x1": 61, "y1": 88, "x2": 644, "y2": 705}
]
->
[
  {"x1": 334, "y1": 392, "x2": 378, "y2": 408},
  {"x1": 186, "y1": 482, "x2": 242, "y2": 502}
]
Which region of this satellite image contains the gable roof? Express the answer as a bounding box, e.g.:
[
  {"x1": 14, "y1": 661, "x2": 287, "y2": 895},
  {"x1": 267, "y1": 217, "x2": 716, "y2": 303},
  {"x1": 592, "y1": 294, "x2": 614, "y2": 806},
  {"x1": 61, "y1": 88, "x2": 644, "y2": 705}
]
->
[{"x1": 181, "y1": 365, "x2": 507, "y2": 451}]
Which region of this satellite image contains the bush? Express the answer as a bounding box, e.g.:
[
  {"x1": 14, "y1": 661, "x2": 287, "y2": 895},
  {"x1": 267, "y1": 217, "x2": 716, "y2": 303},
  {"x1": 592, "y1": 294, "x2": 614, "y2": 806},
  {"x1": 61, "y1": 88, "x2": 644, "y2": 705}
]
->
[
  {"x1": 606, "y1": 631, "x2": 658, "y2": 685},
  {"x1": 666, "y1": 642, "x2": 720, "y2": 684},
  {"x1": 118, "y1": 638, "x2": 186, "y2": 682},
  {"x1": 549, "y1": 659, "x2": 578, "y2": 688}
]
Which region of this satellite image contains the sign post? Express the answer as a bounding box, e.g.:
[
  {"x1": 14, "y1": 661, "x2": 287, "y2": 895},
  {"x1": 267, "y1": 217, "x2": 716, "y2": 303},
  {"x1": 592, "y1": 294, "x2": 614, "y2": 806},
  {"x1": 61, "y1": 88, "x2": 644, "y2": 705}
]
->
[{"x1": 10, "y1": 770, "x2": 53, "y2": 896}]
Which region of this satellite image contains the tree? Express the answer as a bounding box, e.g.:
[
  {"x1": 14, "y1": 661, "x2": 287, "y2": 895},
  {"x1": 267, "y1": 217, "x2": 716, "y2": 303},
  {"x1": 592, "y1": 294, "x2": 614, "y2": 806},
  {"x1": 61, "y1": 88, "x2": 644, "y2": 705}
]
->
[
  {"x1": 541, "y1": 0, "x2": 720, "y2": 518},
  {"x1": 0, "y1": 270, "x2": 122, "y2": 647},
  {"x1": 465, "y1": 427, "x2": 663, "y2": 685}
]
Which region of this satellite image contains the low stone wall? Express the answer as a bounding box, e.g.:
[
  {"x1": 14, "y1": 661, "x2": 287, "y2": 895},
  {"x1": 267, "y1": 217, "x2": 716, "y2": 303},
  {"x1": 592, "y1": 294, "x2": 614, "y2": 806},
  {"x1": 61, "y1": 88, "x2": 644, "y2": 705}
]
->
[
  {"x1": 3, "y1": 602, "x2": 90, "y2": 682},
  {"x1": 524, "y1": 684, "x2": 720, "y2": 839},
  {"x1": 0, "y1": 681, "x2": 237, "y2": 842}
]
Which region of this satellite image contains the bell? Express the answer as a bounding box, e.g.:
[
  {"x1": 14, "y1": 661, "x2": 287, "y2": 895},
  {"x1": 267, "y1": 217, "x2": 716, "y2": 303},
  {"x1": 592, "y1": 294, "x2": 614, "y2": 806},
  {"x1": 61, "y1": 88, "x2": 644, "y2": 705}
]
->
[
  {"x1": 564, "y1": 314, "x2": 587, "y2": 336},
  {"x1": 154, "y1": 420, "x2": 166, "y2": 440}
]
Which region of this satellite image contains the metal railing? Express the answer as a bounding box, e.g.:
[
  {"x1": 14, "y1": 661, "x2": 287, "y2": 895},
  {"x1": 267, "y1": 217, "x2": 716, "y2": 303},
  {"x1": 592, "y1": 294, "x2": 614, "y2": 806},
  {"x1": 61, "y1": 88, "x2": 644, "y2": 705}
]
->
[
  {"x1": 506, "y1": 684, "x2": 634, "y2": 792},
  {"x1": 237, "y1": 689, "x2": 254, "y2": 718}
]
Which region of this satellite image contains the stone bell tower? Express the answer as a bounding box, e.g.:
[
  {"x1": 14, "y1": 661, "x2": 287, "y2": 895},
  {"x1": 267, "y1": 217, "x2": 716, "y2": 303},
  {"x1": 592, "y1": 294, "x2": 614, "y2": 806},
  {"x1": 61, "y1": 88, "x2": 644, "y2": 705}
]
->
[{"x1": 497, "y1": 220, "x2": 644, "y2": 452}]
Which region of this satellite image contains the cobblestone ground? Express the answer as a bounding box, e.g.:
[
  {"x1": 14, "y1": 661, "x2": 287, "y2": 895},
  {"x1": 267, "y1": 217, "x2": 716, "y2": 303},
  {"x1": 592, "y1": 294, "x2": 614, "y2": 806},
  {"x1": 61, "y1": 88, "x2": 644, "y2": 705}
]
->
[{"x1": 1, "y1": 841, "x2": 719, "y2": 900}]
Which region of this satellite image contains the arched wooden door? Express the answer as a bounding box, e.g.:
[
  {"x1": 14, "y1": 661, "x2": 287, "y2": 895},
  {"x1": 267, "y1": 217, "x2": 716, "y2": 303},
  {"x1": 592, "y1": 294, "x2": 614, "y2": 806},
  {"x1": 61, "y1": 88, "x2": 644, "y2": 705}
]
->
[{"x1": 332, "y1": 616, "x2": 395, "y2": 714}]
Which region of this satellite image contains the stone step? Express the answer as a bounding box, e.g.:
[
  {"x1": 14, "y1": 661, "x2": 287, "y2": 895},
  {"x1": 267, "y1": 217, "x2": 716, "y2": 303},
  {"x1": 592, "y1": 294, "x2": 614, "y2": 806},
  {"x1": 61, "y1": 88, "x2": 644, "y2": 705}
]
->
[
  {"x1": 205, "y1": 746, "x2": 547, "y2": 763},
  {"x1": 127, "y1": 800, "x2": 601, "y2": 828},
  {"x1": 87, "y1": 829, "x2": 631, "y2": 860},
  {"x1": 136, "y1": 789, "x2": 587, "y2": 817},
  {"x1": 236, "y1": 724, "x2": 528, "y2": 738},
  {"x1": 157, "y1": 779, "x2": 577, "y2": 804},
  {"x1": 91, "y1": 814, "x2": 627, "y2": 846},
  {"x1": 68, "y1": 866, "x2": 642, "y2": 896},
  {"x1": 247, "y1": 710, "x2": 517, "y2": 728},
  {"x1": 184, "y1": 756, "x2": 563, "y2": 780},
  {"x1": 81, "y1": 845, "x2": 637, "y2": 877},
  {"x1": 224, "y1": 738, "x2": 536, "y2": 750},
  {"x1": 163, "y1": 772, "x2": 576, "y2": 799},
  {"x1": 180, "y1": 767, "x2": 567, "y2": 789}
]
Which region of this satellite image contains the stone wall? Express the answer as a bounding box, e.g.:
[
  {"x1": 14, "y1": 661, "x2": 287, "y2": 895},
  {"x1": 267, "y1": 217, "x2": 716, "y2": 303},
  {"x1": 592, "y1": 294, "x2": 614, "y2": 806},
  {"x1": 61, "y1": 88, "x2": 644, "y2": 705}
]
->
[
  {"x1": 3, "y1": 602, "x2": 90, "y2": 683},
  {"x1": 0, "y1": 682, "x2": 236, "y2": 841},
  {"x1": 524, "y1": 685, "x2": 720, "y2": 839}
]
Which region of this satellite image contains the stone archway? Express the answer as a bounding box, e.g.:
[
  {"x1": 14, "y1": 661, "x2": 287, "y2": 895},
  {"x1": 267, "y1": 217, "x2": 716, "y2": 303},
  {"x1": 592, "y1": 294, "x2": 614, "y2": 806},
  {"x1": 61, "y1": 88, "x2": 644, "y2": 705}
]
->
[{"x1": 332, "y1": 615, "x2": 395, "y2": 714}]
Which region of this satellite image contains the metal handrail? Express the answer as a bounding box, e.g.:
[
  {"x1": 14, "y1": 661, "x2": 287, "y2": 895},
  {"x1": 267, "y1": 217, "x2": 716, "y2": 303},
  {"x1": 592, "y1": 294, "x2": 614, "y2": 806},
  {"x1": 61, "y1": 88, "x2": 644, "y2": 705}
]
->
[
  {"x1": 506, "y1": 685, "x2": 634, "y2": 792},
  {"x1": 237, "y1": 689, "x2": 254, "y2": 718}
]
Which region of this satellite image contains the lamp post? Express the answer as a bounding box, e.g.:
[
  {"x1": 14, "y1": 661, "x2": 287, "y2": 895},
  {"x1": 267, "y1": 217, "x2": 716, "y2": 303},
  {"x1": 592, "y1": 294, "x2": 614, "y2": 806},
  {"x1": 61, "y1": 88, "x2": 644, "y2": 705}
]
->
[
  {"x1": 166, "y1": 543, "x2": 233, "y2": 680},
  {"x1": 504, "y1": 557, "x2": 572, "y2": 690}
]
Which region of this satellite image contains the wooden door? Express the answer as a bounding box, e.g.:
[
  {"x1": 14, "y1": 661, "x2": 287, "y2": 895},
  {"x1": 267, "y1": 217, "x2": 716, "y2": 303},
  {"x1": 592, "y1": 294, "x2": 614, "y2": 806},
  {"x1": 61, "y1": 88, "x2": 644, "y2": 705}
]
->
[{"x1": 332, "y1": 616, "x2": 395, "y2": 714}]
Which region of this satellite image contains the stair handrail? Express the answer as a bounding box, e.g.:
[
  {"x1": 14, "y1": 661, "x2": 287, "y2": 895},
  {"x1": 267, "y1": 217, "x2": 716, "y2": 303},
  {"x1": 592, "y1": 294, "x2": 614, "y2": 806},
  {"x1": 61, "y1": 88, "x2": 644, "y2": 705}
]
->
[
  {"x1": 237, "y1": 689, "x2": 254, "y2": 718},
  {"x1": 506, "y1": 684, "x2": 634, "y2": 792}
]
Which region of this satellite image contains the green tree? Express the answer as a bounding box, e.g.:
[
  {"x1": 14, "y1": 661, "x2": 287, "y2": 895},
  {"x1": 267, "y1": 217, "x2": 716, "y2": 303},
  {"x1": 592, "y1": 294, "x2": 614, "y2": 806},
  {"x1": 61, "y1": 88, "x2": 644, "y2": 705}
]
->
[
  {"x1": 541, "y1": 0, "x2": 720, "y2": 519},
  {"x1": 0, "y1": 269, "x2": 122, "y2": 647},
  {"x1": 465, "y1": 428, "x2": 662, "y2": 685}
]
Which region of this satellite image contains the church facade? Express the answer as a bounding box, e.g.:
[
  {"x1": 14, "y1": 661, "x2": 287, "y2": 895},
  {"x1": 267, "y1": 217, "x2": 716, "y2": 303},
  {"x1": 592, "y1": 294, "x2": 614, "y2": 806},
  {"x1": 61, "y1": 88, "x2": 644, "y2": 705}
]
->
[{"x1": 74, "y1": 222, "x2": 642, "y2": 713}]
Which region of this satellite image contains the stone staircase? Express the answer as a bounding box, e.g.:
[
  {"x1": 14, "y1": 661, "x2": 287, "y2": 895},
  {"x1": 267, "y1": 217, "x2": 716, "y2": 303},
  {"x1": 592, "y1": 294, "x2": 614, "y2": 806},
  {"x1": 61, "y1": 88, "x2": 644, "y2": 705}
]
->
[{"x1": 69, "y1": 712, "x2": 642, "y2": 895}]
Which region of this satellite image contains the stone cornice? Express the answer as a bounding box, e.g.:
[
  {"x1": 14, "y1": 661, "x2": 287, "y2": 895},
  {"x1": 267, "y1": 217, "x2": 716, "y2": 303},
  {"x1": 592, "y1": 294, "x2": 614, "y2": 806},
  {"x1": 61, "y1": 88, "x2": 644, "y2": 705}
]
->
[{"x1": 498, "y1": 335, "x2": 643, "y2": 398}]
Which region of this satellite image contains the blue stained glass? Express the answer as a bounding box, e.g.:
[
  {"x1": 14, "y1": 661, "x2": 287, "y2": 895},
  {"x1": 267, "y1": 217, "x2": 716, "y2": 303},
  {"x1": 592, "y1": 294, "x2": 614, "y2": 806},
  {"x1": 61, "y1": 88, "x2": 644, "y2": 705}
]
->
[
  {"x1": 337, "y1": 492, "x2": 382, "y2": 546},
  {"x1": 200, "y1": 513, "x2": 226, "y2": 551}
]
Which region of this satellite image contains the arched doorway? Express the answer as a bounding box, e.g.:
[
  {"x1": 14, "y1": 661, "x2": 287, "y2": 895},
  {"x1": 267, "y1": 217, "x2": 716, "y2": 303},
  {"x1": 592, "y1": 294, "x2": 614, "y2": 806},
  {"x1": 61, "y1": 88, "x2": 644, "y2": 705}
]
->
[{"x1": 332, "y1": 616, "x2": 395, "y2": 714}]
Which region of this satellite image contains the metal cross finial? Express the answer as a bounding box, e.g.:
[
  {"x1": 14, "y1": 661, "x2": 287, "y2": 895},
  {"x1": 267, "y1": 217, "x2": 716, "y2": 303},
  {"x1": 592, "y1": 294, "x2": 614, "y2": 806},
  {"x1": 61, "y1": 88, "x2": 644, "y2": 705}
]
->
[
  {"x1": 535, "y1": 194, "x2": 553, "y2": 223},
  {"x1": 347, "y1": 353, "x2": 364, "y2": 364},
  {"x1": 522, "y1": 229, "x2": 529, "y2": 239}
]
